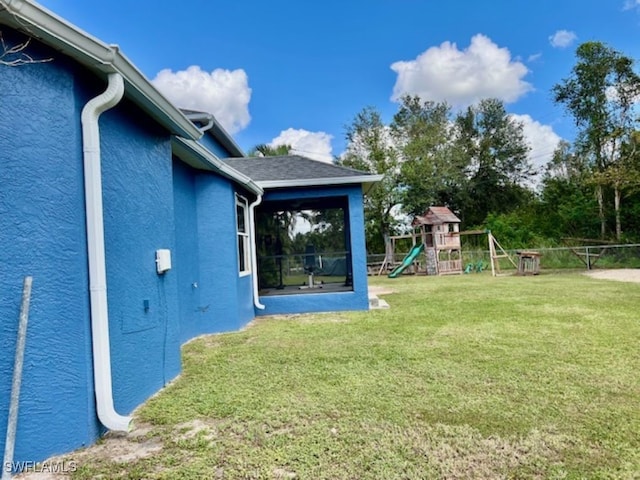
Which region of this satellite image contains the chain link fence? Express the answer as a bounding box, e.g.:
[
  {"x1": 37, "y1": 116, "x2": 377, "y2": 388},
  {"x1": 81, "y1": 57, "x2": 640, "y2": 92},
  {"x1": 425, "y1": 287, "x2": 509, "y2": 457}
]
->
[{"x1": 367, "y1": 243, "x2": 640, "y2": 275}]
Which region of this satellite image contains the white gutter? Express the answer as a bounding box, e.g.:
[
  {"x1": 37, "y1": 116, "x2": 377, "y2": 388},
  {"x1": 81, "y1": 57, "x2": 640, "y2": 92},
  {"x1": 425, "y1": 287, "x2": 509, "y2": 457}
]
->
[
  {"x1": 81, "y1": 73, "x2": 131, "y2": 432},
  {"x1": 181, "y1": 110, "x2": 245, "y2": 157},
  {"x1": 184, "y1": 111, "x2": 215, "y2": 133},
  {"x1": 256, "y1": 175, "x2": 384, "y2": 194},
  {"x1": 248, "y1": 195, "x2": 265, "y2": 310},
  {"x1": 171, "y1": 137, "x2": 262, "y2": 195}
]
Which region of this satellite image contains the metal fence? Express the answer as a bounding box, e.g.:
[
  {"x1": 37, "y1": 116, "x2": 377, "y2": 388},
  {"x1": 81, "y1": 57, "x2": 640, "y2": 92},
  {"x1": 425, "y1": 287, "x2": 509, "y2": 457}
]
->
[{"x1": 367, "y1": 243, "x2": 640, "y2": 274}]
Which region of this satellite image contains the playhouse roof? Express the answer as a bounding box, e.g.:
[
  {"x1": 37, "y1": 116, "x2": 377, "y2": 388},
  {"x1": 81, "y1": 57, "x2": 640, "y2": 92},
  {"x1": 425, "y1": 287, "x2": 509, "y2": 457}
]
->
[
  {"x1": 414, "y1": 206, "x2": 461, "y2": 225},
  {"x1": 222, "y1": 155, "x2": 383, "y2": 192}
]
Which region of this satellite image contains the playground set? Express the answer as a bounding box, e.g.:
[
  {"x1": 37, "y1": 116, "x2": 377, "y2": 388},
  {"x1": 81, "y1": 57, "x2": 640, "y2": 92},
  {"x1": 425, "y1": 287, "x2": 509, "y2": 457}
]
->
[{"x1": 377, "y1": 206, "x2": 535, "y2": 278}]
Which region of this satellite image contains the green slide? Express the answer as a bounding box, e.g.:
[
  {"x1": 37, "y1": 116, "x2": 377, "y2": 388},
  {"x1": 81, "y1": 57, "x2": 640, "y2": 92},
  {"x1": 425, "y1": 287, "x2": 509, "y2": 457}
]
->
[{"x1": 388, "y1": 243, "x2": 425, "y2": 278}]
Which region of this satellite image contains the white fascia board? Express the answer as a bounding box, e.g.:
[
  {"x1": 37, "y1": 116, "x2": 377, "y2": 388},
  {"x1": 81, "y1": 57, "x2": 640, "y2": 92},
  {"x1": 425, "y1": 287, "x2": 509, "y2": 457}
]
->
[
  {"x1": 209, "y1": 118, "x2": 245, "y2": 158},
  {"x1": 109, "y1": 50, "x2": 201, "y2": 140},
  {"x1": 172, "y1": 137, "x2": 262, "y2": 195},
  {"x1": 0, "y1": 0, "x2": 202, "y2": 140},
  {"x1": 257, "y1": 174, "x2": 384, "y2": 193}
]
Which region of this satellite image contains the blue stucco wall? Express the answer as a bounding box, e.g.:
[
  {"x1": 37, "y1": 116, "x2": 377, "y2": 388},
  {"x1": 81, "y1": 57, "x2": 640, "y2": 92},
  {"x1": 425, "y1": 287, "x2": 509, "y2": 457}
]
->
[
  {"x1": 173, "y1": 159, "x2": 256, "y2": 342},
  {"x1": 0, "y1": 28, "x2": 183, "y2": 464},
  {"x1": 0, "y1": 31, "x2": 100, "y2": 463},
  {"x1": 199, "y1": 132, "x2": 233, "y2": 160},
  {"x1": 100, "y1": 102, "x2": 182, "y2": 415},
  {"x1": 257, "y1": 186, "x2": 370, "y2": 315},
  {"x1": 192, "y1": 175, "x2": 256, "y2": 332},
  {"x1": 172, "y1": 160, "x2": 203, "y2": 344}
]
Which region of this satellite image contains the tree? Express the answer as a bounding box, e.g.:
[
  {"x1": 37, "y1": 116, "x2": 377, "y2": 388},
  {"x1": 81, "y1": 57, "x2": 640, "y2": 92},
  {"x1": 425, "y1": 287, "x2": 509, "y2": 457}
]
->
[
  {"x1": 553, "y1": 41, "x2": 640, "y2": 240},
  {"x1": 454, "y1": 98, "x2": 533, "y2": 226},
  {"x1": 391, "y1": 96, "x2": 467, "y2": 216},
  {"x1": 248, "y1": 143, "x2": 292, "y2": 157},
  {"x1": 0, "y1": 31, "x2": 52, "y2": 66},
  {"x1": 338, "y1": 107, "x2": 401, "y2": 253},
  {"x1": 539, "y1": 143, "x2": 601, "y2": 241},
  {"x1": 545, "y1": 140, "x2": 589, "y2": 181}
]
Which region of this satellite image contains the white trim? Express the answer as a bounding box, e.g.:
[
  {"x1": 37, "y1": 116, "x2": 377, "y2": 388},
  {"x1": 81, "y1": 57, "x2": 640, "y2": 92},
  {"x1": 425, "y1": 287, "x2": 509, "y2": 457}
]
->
[
  {"x1": 235, "y1": 195, "x2": 251, "y2": 276},
  {"x1": 256, "y1": 175, "x2": 384, "y2": 193},
  {"x1": 171, "y1": 138, "x2": 262, "y2": 195}
]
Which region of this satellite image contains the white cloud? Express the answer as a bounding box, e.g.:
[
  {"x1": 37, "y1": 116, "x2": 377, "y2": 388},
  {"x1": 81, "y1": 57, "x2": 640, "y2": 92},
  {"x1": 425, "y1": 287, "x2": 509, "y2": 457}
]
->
[
  {"x1": 270, "y1": 128, "x2": 334, "y2": 163},
  {"x1": 549, "y1": 30, "x2": 577, "y2": 48},
  {"x1": 527, "y1": 52, "x2": 542, "y2": 63},
  {"x1": 510, "y1": 114, "x2": 562, "y2": 181},
  {"x1": 343, "y1": 125, "x2": 396, "y2": 160},
  {"x1": 390, "y1": 34, "x2": 532, "y2": 108},
  {"x1": 605, "y1": 84, "x2": 640, "y2": 105},
  {"x1": 623, "y1": 0, "x2": 640, "y2": 10},
  {"x1": 152, "y1": 66, "x2": 251, "y2": 134}
]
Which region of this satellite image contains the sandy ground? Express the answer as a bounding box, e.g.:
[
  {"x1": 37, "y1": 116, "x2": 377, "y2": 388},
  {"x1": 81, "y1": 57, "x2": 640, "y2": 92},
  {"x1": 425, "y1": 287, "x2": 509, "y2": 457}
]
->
[{"x1": 583, "y1": 268, "x2": 640, "y2": 283}]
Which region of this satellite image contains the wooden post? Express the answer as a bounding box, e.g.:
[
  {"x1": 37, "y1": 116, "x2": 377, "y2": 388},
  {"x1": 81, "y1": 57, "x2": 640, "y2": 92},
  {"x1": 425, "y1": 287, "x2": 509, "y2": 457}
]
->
[
  {"x1": 489, "y1": 232, "x2": 497, "y2": 277},
  {"x1": 488, "y1": 232, "x2": 517, "y2": 276}
]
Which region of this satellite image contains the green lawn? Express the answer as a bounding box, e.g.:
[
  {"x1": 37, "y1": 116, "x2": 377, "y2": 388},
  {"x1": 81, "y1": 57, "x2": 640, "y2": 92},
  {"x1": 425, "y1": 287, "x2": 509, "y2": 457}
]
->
[{"x1": 71, "y1": 272, "x2": 640, "y2": 479}]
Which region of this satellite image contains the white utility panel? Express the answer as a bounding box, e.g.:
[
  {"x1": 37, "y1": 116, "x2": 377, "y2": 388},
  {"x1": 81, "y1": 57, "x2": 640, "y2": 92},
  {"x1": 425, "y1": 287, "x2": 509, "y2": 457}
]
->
[{"x1": 156, "y1": 249, "x2": 171, "y2": 274}]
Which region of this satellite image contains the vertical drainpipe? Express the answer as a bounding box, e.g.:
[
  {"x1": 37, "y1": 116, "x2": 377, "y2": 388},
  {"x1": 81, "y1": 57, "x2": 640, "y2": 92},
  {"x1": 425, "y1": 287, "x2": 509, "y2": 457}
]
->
[
  {"x1": 81, "y1": 72, "x2": 131, "y2": 431},
  {"x1": 249, "y1": 195, "x2": 265, "y2": 310}
]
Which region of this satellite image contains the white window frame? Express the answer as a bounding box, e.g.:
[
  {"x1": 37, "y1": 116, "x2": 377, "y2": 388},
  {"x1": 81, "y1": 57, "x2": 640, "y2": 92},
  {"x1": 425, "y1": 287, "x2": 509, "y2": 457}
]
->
[{"x1": 236, "y1": 195, "x2": 251, "y2": 277}]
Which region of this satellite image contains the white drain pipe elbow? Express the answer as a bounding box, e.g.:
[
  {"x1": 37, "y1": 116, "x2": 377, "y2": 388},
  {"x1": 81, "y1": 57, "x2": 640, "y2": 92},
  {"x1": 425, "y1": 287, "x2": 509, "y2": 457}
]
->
[{"x1": 81, "y1": 72, "x2": 131, "y2": 432}]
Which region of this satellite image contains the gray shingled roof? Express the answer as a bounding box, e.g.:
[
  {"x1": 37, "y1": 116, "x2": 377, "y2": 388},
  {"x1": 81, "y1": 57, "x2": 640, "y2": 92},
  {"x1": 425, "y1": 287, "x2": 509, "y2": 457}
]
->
[{"x1": 222, "y1": 155, "x2": 382, "y2": 191}]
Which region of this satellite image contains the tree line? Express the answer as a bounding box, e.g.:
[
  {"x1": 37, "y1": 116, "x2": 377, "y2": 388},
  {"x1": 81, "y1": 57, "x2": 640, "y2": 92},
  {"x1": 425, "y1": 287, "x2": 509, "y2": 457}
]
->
[{"x1": 337, "y1": 41, "x2": 640, "y2": 253}]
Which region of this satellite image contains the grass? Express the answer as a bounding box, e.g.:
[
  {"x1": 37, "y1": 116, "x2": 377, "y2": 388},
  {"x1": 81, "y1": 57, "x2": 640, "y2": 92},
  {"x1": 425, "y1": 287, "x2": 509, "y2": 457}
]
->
[{"x1": 67, "y1": 272, "x2": 640, "y2": 479}]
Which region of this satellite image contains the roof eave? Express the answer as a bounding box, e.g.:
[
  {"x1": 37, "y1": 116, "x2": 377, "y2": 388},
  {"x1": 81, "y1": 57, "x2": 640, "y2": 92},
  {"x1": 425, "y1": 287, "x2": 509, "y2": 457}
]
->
[
  {"x1": 0, "y1": 0, "x2": 202, "y2": 140},
  {"x1": 209, "y1": 119, "x2": 245, "y2": 158},
  {"x1": 183, "y1": 110, "x2": 245, "y2": 157},
  {"x1": 111, "y1": 51, "x2": 202, "y2": 139},
  {"x1": 256, "y1": 174, "x2": 383, "y2": 193},
  {"x1": 172, "y1": 137, "x2": 262, "y2": 195}
]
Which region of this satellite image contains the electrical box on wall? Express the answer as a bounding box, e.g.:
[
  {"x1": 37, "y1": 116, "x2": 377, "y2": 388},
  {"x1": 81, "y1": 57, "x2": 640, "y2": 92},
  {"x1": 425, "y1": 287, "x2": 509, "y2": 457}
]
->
[{"x1": 156, "y1": 249, "x2": 171, "y2": 274}]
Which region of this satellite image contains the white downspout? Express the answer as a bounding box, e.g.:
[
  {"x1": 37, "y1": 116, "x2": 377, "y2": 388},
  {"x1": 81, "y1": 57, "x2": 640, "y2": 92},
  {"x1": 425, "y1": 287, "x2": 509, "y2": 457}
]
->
[
  {"x1": 81, "y1": 72, "x2": 131, "y2": 432},
  {"x1": 249, "y1": 195, "x2": 265, "y2": 310}
]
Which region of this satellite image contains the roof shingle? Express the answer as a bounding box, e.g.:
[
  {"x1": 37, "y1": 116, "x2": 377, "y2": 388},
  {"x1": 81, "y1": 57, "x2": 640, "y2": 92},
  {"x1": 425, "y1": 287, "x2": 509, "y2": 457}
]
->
[
  {"x1": 414, "y1": 206, "x2": 461, "y2": 225},
  {"x1": 222, "y1": 155, "x2": 381, "y2": 190}
]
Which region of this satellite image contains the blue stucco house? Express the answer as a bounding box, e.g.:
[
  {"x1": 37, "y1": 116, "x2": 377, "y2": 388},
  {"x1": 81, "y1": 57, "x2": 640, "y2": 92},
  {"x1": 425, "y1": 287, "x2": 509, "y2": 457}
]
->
[
  {"x1": 223, "y1": 156, "x2": 380, "y2": 315},
  {"x1": 0, "y1": 0, "x2": 380, "y2": 467}
]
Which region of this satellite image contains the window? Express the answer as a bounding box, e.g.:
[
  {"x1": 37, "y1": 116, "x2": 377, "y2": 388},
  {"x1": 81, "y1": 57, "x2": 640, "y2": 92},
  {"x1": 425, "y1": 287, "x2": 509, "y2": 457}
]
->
[{"x1": 236, "y1": 196, "x2": 251, "y2": 276}]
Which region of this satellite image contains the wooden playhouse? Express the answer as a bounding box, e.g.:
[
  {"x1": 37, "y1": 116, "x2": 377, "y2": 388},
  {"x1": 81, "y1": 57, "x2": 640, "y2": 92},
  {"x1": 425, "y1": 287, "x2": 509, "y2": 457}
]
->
[{"x1": 413, "y1": 206, "x2": 463, "y2": 275}]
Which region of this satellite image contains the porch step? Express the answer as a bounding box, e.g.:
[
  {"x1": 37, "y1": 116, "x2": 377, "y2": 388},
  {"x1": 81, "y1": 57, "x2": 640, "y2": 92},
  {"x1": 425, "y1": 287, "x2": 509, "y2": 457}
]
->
[{"x1": 368, "y1": 293, "x2": 389, "y2": 310}]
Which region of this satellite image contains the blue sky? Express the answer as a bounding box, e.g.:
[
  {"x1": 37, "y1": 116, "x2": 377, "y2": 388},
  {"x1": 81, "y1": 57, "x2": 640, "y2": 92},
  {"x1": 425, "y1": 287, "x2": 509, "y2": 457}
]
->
[{"x1": 37, "y1": 0, "x2": 640, "y2": 172}]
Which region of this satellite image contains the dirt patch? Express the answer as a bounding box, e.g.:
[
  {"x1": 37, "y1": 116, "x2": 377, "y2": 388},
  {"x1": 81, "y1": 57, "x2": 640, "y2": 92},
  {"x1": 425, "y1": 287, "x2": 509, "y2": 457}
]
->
[
  {"x1": 175, "y1": 418, "x2": 222, "y2": 442},
  {"x1": 584, "y1": 268, "x2": 640, "y2": 284},
  {"x1": 15, "y1": 423, "x2": 161, "y2": 479}
]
